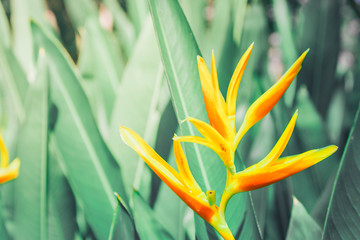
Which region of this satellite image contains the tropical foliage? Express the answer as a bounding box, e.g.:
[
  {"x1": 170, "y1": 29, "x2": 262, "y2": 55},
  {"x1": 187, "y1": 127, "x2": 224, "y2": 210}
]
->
[{"x1": 0, "y1": 0, "x2": 359, "y2": 239}]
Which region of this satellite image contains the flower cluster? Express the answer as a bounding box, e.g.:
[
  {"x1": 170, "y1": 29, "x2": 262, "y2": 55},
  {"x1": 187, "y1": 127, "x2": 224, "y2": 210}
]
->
[{"x1": 120, "y1": 44, "x2": 337, "y2": 239}]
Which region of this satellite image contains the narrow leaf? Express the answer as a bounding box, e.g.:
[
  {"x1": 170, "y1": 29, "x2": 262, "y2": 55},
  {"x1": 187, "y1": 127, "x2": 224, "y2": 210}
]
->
[
  {"x1": 14, "y1": 49, "x2": 48, "y2": 240},
  {"x1": 285, "y1": 197, "x2": 321, "y2": 240},
  {"x1": 322, "y1": 102, "x2": 360, "y2": 239}
]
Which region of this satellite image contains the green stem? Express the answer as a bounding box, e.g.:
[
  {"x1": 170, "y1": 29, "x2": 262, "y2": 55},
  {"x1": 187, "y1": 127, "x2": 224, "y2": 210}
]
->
[
  {"x1": 219, "y1": 170, "x2": 235, "y2": 216},
  {"x1": 107, "y1": 202, "x2": 120, "y2": 240}
]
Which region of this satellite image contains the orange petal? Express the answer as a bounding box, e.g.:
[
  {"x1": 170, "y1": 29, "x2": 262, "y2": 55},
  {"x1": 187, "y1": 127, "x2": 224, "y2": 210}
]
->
[
  {"x1": 226, "y1": 43, "x2": 254, "y2": 117},
  {"x1": 120, "y1": 126, "x2": 216, "y2": 222},
  {"x1": 0, "y1": 158, "x2": 20, "y2": 184},
  {"x1": 257, "y1": 110, "x2": 298, "y2": 167},
  {"x1": 232, "y1": 145, "x2": 337, "y2": 192},
  {"x1": 0, "y1": 133, "x2": 9, "y2": 168},
  {"x1": 235, "y1": 49, "x2": 308, "y2": 147},
  {"x1": 173, "y1": 139, "x2": 202, "y2": 195},
  {"x1": 197, "y1": 56, "x2": 233, "y2": 140}
]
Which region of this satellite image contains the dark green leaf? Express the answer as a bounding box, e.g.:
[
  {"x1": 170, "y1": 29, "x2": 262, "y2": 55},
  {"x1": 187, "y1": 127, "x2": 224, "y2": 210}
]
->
[
  {"x1": 322, "y1": 102, "x2": 360, "y2": 239},
  {"x1": 132, "y1": 191, "x2": 174, "y2": 240}
]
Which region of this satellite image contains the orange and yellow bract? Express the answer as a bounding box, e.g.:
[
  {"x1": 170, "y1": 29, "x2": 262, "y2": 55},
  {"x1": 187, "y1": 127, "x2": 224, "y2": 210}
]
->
[
  {"x1": 120, "y1": 127, "x2": 233, "y2": 239},
  {"x1": 0, "y1": 134, "x2": 20, "y2": 184},
  {"x1": 120, "y1": 44, "x2": 337, "y2": 240}
]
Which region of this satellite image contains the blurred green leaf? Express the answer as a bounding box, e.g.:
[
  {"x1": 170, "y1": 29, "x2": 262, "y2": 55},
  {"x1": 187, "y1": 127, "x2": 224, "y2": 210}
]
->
[
  {"x1": 326, "y1": 88, "x2": 346, "y2": 145},
  {"x1": 272, "y1": 0, "x2": 298, "y2": 107},
  {"x1": 132, "y1": 191, "x2": 174, "y2": 240},
  {"x1": 47, "y1": 140, "x2": 77, "y2": 240},
  {"x1": 14, "y1": 50, "x2": 48, "y2": 240},
  {"x1": 233, "y1": 0, "x2": 248, "y2": 46},
  {"x1": 10, "y1": 0, "x2": 50, "y2": 73},
  {"x1": 31, "y1": 21, "x2": 132, "y2": 239},
  {"x1": 0, "y1": 197, "x2": 9, "y2": 240},
  {"x1": 108, "y1": 18, "x2": 162, "y2": 198},
  {"x1": 0, "y1": 2, "x2": 11, "y2": 48},
  {"x1": 77, "y1": 15, "x2": 124, "y2": 133},
  {"x1": 127, "y1": 0, "x2": 148, "y2": 35},
  {"x1": 0, "y1": 47, "x2": 28, "y2": 123},
  {"x1": 102, "y1": 0, "x2": 135, "y2": 58},
  {"x1": 322, "y1": 102, "x2": 360, "y2": 239},
  {"x1": 285, "y1": 197, "x2": 321, "y2": 240},
  {"x1": 297, "y1": 0, "x2": 340, "y2": 115},
  {"x1": 63, "y1": 0, "x2": 97, "y2": 29}
]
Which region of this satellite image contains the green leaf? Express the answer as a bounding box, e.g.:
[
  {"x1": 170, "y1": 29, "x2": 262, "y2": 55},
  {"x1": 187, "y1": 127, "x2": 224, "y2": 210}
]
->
[
  {"x1": 0, "y1": 1, "x2": 11, "y2": 48},
  {"x1": 108, "y1": 18, "x2": 162, "y2": 198},
  {"x1": 127, "y1": 0, "x2": 149, "y2": 35},
  {"x1": 149, "y1": 0, "x2": 262, "y2": 239},
  {"x1": 326, "y1": 89, "x2": 346, "y2": 145},
  {"x1": 63, "y1": 0, "x2": 97, "y2": 29},
  {"x1": 285, "y1": 197, "x2": 321, "y2": 240},
  {"x1": 31, "y1": 21, "x2": 132, "y2": 239},
  {"x1": 0, "y1": 47, "x2": 28, "y2": 123},
  {"x1": 322, "y1": 102, "x2": 360, "y2": 239},
  {"x1": 132, "y1": 190, "x2": 174, "y2": 240},
  {"x1": 10, "y1": 0, "x2": 50, "y2": 72},
  {"x1": 14, "y1": 50, "x2": 48, "y2": 240},
  {"x1": 297, "y1": 0, "x2": 340, "y2": 115},
  {"x1": 233, "y1": 0, "x2": 248, "y2": 46},
  {"x1": 47, "y1": 140, "x2": 77, "y2": 240},
  {"x1": 272, "y1": 0, "x2": 298, "y2": 107},
  {"x1": 102, "y1": 0, "x2": 135, "y2": 58},
  {"x1": 77, "y1": 15, "x2": 124, "y2": 130}
]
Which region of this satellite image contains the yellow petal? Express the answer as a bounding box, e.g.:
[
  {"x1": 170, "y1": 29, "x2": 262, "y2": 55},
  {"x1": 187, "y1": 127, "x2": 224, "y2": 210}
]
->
[
  {"x1": 120, "y1": 126, "x2": 183, "y2": 187},
  {"x1": 173, "y1": 135, "x2": 215, "y2": 152},
  {"x1": 256, "y1": 110, "x2": 298, "y2": 167},
  {"x1": 235, "y1": 49, "x2": 308, "y2": 147},
  {"x1": 173, "y1": 139, "x2": 202, "y2": 195},
  {"x1": 226, "y1": 43, "x2": 254, "y2": 117},
  {"x1": 183, "y1": 117, "x2": 233, "y2": 167},
  {"x1": 232, "y1": 145, "x2": 337, "y2": 192},
  {"x1": 197, "y1": 56, "x2": 233, "y2": 140},
  {"x1": 0, "y1": 158, "x2": 20, "y2": 184},
  {"x1": 120, "y1": 126, "x2": 217, "y2": 223},
  {"x1": 0, "y1": 133, "x2": 9, "y2": 168}
]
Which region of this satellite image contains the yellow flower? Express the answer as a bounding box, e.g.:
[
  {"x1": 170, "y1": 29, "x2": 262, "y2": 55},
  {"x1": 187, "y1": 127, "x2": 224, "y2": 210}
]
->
[
  {"x1": 174, "y1": 44, "x2": 309, "y2": 174},
  {"x1": 0, "y1": 134, "x2": 20, "y2": 184},
  {"x1": 120, "y1": 126, "x2": 234, "y2": 240}
]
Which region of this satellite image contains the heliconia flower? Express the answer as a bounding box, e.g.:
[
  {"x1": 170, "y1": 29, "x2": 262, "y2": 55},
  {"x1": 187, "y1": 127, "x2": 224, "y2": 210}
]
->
[
  {"x1": 120, "y1": 126, "x2": 234, "y2": 240},
  {"x1": 175, "y1": 44, "x2": 309, "y2": 174},
  {"x1": 0, "y1": 134, "x2": 20, "y2": 184}
]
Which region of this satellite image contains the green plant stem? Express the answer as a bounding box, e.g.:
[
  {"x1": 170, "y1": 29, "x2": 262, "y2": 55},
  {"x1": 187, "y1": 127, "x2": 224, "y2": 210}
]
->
[
  {"x1": 107, "y1": 202, "x2": 119, "y2": 240},
  {"x1": 219, "y1": 169, "x2": 234, "y2": 217}
]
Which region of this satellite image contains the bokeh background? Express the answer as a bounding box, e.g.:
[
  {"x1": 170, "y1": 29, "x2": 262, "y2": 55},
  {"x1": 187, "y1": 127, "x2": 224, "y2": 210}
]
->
[{"x1": 0, "y1": 0, "x2": 359, "y2": 239}]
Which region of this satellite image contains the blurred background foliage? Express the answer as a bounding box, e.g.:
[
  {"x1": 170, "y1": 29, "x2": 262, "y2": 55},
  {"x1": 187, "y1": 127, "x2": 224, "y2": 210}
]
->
[{"x1": 0, "y1": 0, "x2": 359, "y2": 239}]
